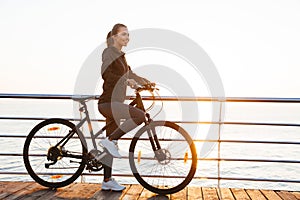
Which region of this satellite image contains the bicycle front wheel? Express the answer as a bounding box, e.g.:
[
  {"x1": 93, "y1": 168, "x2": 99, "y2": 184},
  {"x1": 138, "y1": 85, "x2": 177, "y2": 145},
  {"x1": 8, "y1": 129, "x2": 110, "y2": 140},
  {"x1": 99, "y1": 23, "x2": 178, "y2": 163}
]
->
[
  {"x1": 129, "y1": 121, "x2": 197, "y2": 195},
  {"x1": 23, "y1": 118, "x2": 87, "y2": 188}
]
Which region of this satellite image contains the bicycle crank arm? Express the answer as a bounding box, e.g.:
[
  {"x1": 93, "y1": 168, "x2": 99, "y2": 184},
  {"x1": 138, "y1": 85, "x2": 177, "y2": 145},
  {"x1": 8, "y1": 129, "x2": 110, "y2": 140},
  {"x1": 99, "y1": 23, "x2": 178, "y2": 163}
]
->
[
  {"x1": 70, "y1": 160, "x2": 82, "y2": 164},
  {"x1": 63, "y1": 153, "x2": 83, "y2": 159}
]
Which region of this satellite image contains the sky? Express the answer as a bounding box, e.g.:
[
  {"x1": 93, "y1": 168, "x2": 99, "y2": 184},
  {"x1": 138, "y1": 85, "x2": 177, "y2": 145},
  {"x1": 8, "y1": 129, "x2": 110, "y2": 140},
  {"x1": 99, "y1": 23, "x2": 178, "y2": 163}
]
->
[{"x1": 1, "y1": 0, "x2": 300, "y2": 97}]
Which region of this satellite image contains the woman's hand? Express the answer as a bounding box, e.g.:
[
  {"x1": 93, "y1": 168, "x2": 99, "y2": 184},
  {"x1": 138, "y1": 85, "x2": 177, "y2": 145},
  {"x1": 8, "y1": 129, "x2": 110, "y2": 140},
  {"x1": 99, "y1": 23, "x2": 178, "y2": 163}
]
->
[{"x1": 126, "y1": 79, "x2": 138, "y2": 89}]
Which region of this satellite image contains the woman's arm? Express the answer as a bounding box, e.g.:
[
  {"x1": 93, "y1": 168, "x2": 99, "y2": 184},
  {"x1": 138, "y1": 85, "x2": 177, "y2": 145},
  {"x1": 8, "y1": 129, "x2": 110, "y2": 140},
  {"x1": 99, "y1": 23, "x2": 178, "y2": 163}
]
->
[{"x1": 128, "y1": 66, "x2": 150, "y2": 85}]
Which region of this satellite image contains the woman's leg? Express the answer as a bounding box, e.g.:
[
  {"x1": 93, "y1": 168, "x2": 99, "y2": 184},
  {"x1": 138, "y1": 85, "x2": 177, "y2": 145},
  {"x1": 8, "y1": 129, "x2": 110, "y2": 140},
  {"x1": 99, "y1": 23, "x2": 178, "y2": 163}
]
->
[
  {"x1": 98, "y1": 102, "x2": 142, "y2": 191},
  {"x1": 99, "y1": 102, "x2": 146, "y2": 140},
  {"x1": 102, "y1": 118, "x2": 118, "y2": 181}
]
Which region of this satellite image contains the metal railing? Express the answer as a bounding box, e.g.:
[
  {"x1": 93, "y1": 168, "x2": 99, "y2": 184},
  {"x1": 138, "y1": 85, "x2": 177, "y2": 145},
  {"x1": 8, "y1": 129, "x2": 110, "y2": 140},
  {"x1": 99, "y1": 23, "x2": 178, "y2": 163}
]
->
[{"x1": 0, "y1": 93, "x2": 300, "y2": 189}]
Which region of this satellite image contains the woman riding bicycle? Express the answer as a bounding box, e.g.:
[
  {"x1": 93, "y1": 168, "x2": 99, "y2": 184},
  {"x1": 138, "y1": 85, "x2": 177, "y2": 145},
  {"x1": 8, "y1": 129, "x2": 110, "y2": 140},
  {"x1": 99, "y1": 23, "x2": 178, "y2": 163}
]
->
[
  {"x1": 98, "y1": 23, "x2": 153, "y2": 191},
  {"x1": 23, "y1": 23, "x2": 197, "y2": 195}
]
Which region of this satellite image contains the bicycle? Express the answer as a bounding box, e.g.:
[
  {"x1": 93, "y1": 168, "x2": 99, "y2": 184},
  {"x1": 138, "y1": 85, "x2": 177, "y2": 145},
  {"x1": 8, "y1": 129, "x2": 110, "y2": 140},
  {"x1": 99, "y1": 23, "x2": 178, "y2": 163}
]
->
[{"x1": 23, "y1": 84, "x2": 198, "y2": 195}]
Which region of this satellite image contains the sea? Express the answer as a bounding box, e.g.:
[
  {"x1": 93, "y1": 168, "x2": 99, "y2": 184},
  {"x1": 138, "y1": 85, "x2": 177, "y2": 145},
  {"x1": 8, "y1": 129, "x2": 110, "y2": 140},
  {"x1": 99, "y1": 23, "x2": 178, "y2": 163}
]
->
[{"x1": 1, "y1": 97, "x2": 300, "y2": 191}]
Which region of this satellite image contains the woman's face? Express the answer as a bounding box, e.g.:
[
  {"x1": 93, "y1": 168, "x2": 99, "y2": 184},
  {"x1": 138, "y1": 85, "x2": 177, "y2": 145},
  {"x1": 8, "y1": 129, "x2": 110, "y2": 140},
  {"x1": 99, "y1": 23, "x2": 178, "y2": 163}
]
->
[{"x1": 113, "y1": 27, "x2": 129, "y2": 48}]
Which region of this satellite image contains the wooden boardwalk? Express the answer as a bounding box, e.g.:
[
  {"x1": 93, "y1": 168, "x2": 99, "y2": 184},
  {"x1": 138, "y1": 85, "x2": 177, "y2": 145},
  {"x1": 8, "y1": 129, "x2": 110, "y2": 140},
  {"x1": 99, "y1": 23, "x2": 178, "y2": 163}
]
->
[{"x1": 0, "y1": 181, "x2": 299, "y2": 200}]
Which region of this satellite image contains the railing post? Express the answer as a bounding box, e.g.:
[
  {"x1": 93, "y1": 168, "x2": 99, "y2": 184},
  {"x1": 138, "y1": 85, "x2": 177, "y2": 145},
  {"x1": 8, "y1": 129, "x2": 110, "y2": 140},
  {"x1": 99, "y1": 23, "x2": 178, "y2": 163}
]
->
[{"x1": 217, "y1": 98, "x2": 225, "y2": 198}]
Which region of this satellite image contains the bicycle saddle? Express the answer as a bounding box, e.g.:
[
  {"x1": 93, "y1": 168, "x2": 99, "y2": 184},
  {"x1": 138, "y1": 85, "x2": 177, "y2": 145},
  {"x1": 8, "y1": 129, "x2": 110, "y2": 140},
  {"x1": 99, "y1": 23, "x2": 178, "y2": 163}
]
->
[{"x1": 72, "y1": 95, "x2": 95, "y2": 102}]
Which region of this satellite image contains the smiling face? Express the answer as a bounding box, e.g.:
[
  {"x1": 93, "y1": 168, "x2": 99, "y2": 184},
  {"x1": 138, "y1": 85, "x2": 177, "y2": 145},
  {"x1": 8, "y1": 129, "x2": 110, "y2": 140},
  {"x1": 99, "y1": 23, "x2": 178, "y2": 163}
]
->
[{"x1": 113, "y1": 27, "x2": 129, "y2": 49}]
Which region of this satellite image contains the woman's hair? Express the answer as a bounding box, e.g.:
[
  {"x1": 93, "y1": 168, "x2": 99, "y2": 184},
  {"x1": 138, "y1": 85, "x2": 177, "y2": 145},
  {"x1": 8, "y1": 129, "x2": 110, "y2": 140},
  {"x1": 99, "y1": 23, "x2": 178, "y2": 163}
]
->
[{"x1": 106, "y1": 23, "x2": 127, "y2": 47}]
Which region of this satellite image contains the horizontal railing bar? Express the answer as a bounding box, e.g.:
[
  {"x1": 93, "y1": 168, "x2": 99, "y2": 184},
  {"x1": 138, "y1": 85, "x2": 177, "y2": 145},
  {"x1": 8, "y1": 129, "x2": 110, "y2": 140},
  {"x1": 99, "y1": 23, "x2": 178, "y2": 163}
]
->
[
  {"x1": 150, "y1": 97, "x2": 300, "y2": 103},
  {"x1": 0, "y1": 117, "x2": 60, "y2": 121},
  {"x1": 224, "y1": 122, "x2": 300, "y2": 127},
  {"x1": 1, "y1": 154, "x2": 44, "y2": 157},
  {"x1": 201, "y1": 158, "x2": 300, "y2": 163},
  {"x1": 0, "y1": 94, "x2": 77, "y2": 100},
  {"x1": 1, "y1": 93, "x2": 300, "y2": 103},
  {"x1": 219, "y1": 140, "x2": 300, "y2": 145},
  {"x1": 0, "y1": 116, "x2": 105, "y2": 122},
  {"x1": 1, "y1": 153, "x2": 299, "y2": 164},
  {"x1": 224, "y1": 97, "x2": 300, "y2": 103},
  {"x1": 1, "y1": 134, "x2": 300, "y2": 145},
  {"x1": 0, "y1": 135, "x2": 26, "y2": 138},
  {"x1": 173, "y1": 121, "x2": 300, "y2": 127},
  {"x1": 1, "y1": 172, "x2": 299, "y2": 184},
  {"x1": 194, "y1": 139, "x2": 300, "y2": 145},
  {"x1": 1, "y1": 116, "x2": 300, "y2": 127},
  {"x1": 194, "y1": 176, "x2": 300, "y2": 183}
]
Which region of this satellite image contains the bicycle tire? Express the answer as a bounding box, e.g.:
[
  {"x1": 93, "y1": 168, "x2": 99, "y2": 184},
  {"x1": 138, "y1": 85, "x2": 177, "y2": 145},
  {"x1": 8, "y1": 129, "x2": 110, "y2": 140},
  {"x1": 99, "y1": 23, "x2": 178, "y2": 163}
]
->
[
  {"x1": 129, "y1": 121, "x2": 197, "y2": 195},
  {"x1": 23, "y1": 118, "x2": 87, "y2": 188}
]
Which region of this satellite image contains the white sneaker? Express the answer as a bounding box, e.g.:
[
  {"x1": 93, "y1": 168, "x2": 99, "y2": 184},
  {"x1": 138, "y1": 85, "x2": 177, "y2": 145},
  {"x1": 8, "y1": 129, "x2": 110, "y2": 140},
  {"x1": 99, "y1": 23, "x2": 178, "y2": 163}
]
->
[
  {"x1": 101, "y1": 178, "x2": 126, "y2": 191},
  {"x1": 99, "y1": 138, "x2": 122, "y2": 158}
]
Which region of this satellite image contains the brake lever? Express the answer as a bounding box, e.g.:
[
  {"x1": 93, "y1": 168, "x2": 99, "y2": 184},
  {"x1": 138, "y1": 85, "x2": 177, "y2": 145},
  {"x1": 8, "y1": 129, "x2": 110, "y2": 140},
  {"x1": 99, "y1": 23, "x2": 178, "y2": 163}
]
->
[{"x1": 135, "y1": 83, "x2": 157, "y2": 92}]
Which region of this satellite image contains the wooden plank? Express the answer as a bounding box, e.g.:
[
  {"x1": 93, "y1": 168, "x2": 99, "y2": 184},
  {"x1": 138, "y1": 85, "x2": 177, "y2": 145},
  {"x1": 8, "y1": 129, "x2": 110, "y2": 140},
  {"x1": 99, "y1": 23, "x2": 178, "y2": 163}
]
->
[
  {"x1": 6, "y1": 182, "x2": 53, "y2": 200},
  {"x1": 93, "y1": 184, "x2": 130, "y2": 200},
  {"x1": 75, "y1": 183, "x2": 100, "y2": 198},
  {"x1": 138, "y1": 187, "x2": 166, "y2": 199},
  {"x1": 53, "y1": 183, "x2": 79, "y2": 199},
  {"x1": 29, "y1": 188, "x2": 56, "y2": 200},
  {"x1": 50, "y1": 182, "x2": 99, "y2": 199},
  {"x1": 0, "y1": 181, "x2": 33, "y2": 199},
  {"x1": 202, "y1": 187, "x2": 219, "y2": 200},
  {"x1": 246, "y1": 189, "x2": 267, "y2": 200},
  {"x1": 277, "y1": 191, "x2": 298, "y2": 200},
  {"x1": 260, "y1": 190, "x2": 282, "y2": 200},
  {"x1": 230, "y1": 188, "x2": 250, "y2": 200},
  {"x1": 217, "y1": 188, "x2": 234, "y2": 200},
  {"x1": 1, "y1": 182, "x2": 300, "y2": 200},
  {"x1": 188, "y1": 186, "x2": 203, "y2": 200},
  {"x1": 0, "y1": 182, "x2": 18, "y2": 199},
  {"x1": 170, "y1": 187, "x2": 186, "y2": 200},
  {"x1": 291, "y1": 192, "x2": 300, "y2": 199},
  {"x1": 121, "y1": 184, "x2": 144, "y2": 200},
  {"x1": 5, "y1": 182, "x2": 37, "y2": 200},
  {"x1": 50, "y1": 183, "x2": 77, "y2": 199}
]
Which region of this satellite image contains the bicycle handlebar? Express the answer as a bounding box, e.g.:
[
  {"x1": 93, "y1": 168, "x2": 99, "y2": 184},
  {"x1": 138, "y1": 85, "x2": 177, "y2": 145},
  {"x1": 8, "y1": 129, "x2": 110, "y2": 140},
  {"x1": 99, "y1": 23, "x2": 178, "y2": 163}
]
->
[{"x1": 135, "y1": 83, "x2": 158, "y2": 93}]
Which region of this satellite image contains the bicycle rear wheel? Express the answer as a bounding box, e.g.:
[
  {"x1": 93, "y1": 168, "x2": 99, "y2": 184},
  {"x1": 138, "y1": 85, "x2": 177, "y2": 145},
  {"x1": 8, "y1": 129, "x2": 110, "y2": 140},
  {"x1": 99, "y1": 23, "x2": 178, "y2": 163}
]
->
[
  {"x1": 23, "y1": 118, "x2": 87, "y2": 188},
  {"x1": 129, "y1": 121, "x2": 197, "y2": 195}
]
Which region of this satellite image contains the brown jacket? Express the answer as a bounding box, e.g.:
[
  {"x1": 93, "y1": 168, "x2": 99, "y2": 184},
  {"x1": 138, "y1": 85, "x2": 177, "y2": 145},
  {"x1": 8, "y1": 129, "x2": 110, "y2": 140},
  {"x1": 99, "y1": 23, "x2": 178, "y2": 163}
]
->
[{"x1": 98, "y1": 46, "x2": 148, "y2": 103}]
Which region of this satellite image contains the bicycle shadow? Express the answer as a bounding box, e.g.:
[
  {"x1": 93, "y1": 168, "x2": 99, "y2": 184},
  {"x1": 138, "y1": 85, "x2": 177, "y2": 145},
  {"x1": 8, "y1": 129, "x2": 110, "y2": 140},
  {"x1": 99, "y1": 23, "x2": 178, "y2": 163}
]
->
[
  {"x1": 147, "y1": 195, "x2": 169, "y2": 200},
  {"x1": 4, "y1": 183, "x2": 170, "y2": 200},
  {"x1": 93, "y1": 190, "x2": 124, "y2": 199},
  {"x1": 9, "y1": 183, "x2": 99, "y2": 200},
  {"x1": 92, "y1": 190, "x2": 170, "y2": 200},
  {"x1": 6, "y1": 188, "x2": 65, "y2": 199}
]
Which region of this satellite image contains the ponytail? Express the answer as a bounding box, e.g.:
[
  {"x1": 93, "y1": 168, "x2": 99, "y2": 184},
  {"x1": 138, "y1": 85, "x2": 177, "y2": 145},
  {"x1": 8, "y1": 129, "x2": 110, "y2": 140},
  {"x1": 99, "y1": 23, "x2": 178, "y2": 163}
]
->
[{"x1": 106, "y1": 31, "x2": 113, "y2": 47}]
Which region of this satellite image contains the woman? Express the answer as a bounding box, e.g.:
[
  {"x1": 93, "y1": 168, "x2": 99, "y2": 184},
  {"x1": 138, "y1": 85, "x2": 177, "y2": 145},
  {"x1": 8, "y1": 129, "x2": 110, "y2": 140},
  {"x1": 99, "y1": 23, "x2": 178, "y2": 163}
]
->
[{"x1": 98, "y1": 23, "x2": 152, "y2": 191}]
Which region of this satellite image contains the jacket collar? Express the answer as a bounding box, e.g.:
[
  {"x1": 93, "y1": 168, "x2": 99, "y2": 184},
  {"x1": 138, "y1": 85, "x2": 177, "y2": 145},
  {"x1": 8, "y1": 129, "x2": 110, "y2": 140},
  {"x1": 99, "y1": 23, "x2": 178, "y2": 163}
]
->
[{"x1": 109, "y1": 46, "x2": 125, "y2": 56}]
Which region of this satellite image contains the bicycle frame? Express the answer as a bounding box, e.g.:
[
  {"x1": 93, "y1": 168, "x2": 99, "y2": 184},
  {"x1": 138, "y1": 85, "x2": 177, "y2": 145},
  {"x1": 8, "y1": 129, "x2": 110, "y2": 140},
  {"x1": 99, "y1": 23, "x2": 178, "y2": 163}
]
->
[
  {"x1": 54, "y1": 90, "x2": 159, "y2": 156},
  {"x1": 53, "y1": 100, "x2": 109, "y2": 152},
  {"x1": 130, "y1": 92, "x2": 162, "y2": 153}
]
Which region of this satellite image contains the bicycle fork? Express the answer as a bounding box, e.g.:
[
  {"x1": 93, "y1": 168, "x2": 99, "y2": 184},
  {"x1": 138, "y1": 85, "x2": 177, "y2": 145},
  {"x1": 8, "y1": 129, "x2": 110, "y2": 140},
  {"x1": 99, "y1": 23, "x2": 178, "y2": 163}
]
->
[{"x1": 146, "y1": 123, "x2": 168, "y2": 162}]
